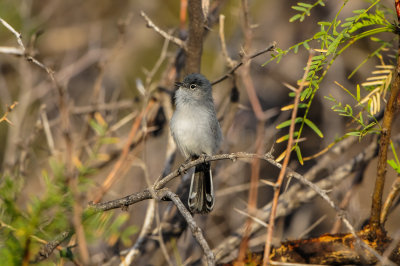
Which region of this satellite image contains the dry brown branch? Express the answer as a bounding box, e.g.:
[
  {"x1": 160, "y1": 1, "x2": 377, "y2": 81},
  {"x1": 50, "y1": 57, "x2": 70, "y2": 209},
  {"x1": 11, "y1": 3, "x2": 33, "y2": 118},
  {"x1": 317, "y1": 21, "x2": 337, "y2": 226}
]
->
[
  {"x1": 154, "y1": 201, "x2": 175, "y2": 266},
  {"x1": 0, "y1": 17, "x2": 55, "y2": 73},
  {"x1": 211, "y1": 44, "x2": 276, "y2": 86},
  {"x1": 331, "y1": 169, "x2": 365, "y2": 234},
  {"x1": 91, "y1": 187, "x2": 215, "y2": 265},
  {"x1": 71, "y1": 100, "x2": 133, "y2": 114},
  {"x1": 32, "y1": 231, "x2": 72, "y2": 263},
  {"x1": 94, "y1": 144, "x2": 380, "y2": 264},
  {"x1": 0, "y1": 101, "x2": 17, "y2": 124},
  {"x1": 0, "y1": 18, "x2": 26, "y2": 51},
  {"x1": 140, "y1": 11, "x2": 186, "y2": 50},
  {"x1": 238, "y1": 121, "x2": 264, "y2": 261},
  {"x1": 0, "y1": 16, "x2": 91, "y2": 263},
  {"x1": 120, "y1": 199, "x2": 156, "y2": 265},
  {"x1": 370, "y1": 8, "x2": 400, "y2": 231},
  {"x1": 92, "y1": 98, "x2": 156, "y2": 203},
  {"x1": 35, "y1": 131, "x2": 379, "y2": 265},
  {"x1": 164, "y1": 190, "x2": 215, "y2": 265},
  {"x1": 381, "y1": 176, "x2": 400, "y2": 226},
  {"x1": 213, "y1": 138, "x2": 377, "y2": 262},
  {"x1": 218, "y1": 14, "x2": 237, "y2": 68},
  {"x1": 263, "y1": 53, "x2": 313, "y2": 266},
  {"x1": 185, "y1": 0, "x2": 205, "y2": 74},
  {"x1": 237, "y1": 1, "x2": 261, "y2": 260},
  {"x1": 39, "y1": 105, "x2": 55, "y2": 155}
]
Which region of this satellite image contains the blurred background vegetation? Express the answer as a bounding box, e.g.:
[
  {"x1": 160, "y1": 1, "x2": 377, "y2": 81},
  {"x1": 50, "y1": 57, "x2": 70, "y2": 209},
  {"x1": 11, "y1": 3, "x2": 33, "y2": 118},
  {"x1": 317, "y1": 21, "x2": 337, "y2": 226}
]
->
[{"x1": 0, "y1": 0, "x2": 399, "y2": 265}]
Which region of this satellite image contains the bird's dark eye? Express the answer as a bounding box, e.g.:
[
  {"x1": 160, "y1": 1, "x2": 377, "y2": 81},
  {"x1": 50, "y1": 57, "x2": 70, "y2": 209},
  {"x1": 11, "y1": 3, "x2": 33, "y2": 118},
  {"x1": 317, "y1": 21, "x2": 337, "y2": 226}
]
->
[{"x1": 189, "y1": 84, "x2": 197, "y2": 89}]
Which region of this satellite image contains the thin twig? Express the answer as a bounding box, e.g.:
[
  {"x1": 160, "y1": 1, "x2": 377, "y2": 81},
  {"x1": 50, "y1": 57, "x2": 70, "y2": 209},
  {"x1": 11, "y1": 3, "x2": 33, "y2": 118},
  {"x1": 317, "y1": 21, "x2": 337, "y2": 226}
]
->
[
  {"x1": 380, "y1": 176, "x2": 400, "y2": 226},
  {"x1": 237, "y1": 1, "x2": 264, "y2": 260},
  {"x1": 163, "y1": 190, "x2": 215, "y2": 266},
  {"x1": 211, "y1": 43, "x2": 276, "y2": 86},
  {"x1": 263, "y1": 53, "x2": 313, "y2": 266},
  {"x1": 71, "y1": 100, "x2": 133, "y2": 114},
  {"x1": 0, "y1": 16, "x2": 88, "y2": 264},
  {"x1": 145, "y1": 34, "x2": 171, "y2": 87},
  {"x1": 39, "y1": 105, "x2": 55, "y2": 155},
  {"x1": 238, "y1": 121, "x2": 264, "y2": 260},
  {"x1": 85, "y1": 141, "x2": 383, "y2": 264},
  {"x1": 0, "y1": 46, "x2": 24, "y2": 55},
  {"x1": 154, "y1": 201, "x2": 175, "y2": 266},
  {"x1": 0, "y1": 18, "x2": 26, "y2": 50},
  {"x1": 218, "y1": 14, "x2": 237, "y2": 68},
  {"x1": 0, "y1": 101, "x2": 17, "y2": 124},
  {"x1": 32, "y1": 231, "x2": 72, "y2": 263},
  {"x1": 212, "y1": 138, "x2": 377, "y2": 262},
  {"x1": 120, "y1": 200, "x2": 156, "y2": 265},
  {"x1": 140, "y1": 11, "x2": 186, "y2": 50},
  {"x1": 92, "y1": 99, "x2": 156, "y2": 203},
  {"x1": 88, "y1": 145, "x2": 383, "y2": 264}
]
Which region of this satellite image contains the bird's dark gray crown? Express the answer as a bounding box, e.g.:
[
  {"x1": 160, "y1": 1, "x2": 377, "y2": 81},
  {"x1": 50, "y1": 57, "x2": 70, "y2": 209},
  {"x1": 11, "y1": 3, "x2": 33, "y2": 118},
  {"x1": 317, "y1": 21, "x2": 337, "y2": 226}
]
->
[{"x1": 182, "y1": 73, "x2": 210, "y2": 89}]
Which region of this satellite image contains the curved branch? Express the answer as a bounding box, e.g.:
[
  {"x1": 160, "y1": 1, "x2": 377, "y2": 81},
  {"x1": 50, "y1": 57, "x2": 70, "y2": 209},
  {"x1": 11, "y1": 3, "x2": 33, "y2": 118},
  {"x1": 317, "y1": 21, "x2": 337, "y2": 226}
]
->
[
  {"x1": 140, "y1": 11, "x2": 186, "y2": 49},
  {"x1": 211, "y1": 43, "x2": 276, "y2": 86}
]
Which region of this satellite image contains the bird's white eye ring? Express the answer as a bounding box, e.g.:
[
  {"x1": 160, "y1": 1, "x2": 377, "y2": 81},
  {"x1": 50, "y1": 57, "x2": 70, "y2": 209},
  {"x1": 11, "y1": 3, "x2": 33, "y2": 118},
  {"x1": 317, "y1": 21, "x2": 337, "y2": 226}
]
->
[{"x1": 190, "y1": 84, "x2": 196, "y2": 89}]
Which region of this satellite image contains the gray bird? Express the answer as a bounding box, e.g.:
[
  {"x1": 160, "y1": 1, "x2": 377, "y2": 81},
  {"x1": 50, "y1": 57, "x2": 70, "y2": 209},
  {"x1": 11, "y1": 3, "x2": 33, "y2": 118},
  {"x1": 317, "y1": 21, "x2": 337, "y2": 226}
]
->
[{"x1": 170, "y1": 73, "x2": 222, "y2": 214}]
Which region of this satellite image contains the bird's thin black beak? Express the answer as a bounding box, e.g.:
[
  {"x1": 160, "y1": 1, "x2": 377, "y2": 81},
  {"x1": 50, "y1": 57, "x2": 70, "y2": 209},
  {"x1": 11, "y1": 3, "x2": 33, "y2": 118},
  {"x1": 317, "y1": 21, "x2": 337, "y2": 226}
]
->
[{"x1": 175, "y1": 82, "x2": 183, "y2": 89}]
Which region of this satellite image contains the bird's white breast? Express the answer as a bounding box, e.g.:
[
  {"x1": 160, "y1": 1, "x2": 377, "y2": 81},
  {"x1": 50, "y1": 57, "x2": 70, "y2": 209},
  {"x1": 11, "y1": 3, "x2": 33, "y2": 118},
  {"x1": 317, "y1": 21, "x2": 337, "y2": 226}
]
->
[{"x1": 171, "y1": 104, "x2": 214, "y2": 158}]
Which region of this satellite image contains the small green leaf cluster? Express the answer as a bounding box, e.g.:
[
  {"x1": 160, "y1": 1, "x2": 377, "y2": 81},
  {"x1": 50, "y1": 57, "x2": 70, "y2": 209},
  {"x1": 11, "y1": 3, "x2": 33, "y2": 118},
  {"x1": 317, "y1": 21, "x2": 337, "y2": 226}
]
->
[
  {"x1": 290, "y1": 0, "x2": 326, "y2": 22},
  {"x1": 0, "y1": 168, "x2": 72, "y2": 265},
  {"x1": 325, "y1": 94, "x2": 379, "y2": 139},
  {"x1": 269, "y1": 0, "x2": 394, "y2": 163},
  {"x1": 0, "y1": 115, "x2": 136, "y2": 263},
  {"x1": 388, "y1": 142, "x2": 400, "y2": 174}
]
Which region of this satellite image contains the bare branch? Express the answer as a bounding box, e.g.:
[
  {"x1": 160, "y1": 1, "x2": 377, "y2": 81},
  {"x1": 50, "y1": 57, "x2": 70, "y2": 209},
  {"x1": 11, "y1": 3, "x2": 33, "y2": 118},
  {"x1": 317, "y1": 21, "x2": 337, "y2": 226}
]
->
[
  {"x1": 140, "y1": 11, "x2": 186, "y2": 50},
  {"x1": 213, "y1": 139, "x2": 378, "y2": 262},
  {"x1": 185, "y1": 0, "x2": 205, "y2": 74},
  {"x1": 211, "y1": 43, "x2": 276, "y2": 86},
  {"x1": 263, "y1": 52, "x2": 313, "y2": 266},
  {"x1": 218, "y1": 14, "x2": 237, "y2": 68},
  {"x1": 163, "y1": 190, "x2": 215, "y2": 266},
  {"x1": 0, "y1": 18, "x2": 26, "y2": 50},
  {"x1": 381, "y1": 176, "x2": 400, "y2": 225},
  {"x1": 33, "y1": 231, "x2": 71, "y2": 263},
  {"x1": 370, "y1": 10, "x2": 400, "y2": 230}
]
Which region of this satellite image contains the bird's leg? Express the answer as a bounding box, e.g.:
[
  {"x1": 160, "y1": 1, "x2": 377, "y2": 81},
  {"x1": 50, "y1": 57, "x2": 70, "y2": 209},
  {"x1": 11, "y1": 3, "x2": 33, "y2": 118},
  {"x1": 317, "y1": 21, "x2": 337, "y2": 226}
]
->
[
  {"x1": 178, "y1": 157, "x2": 192, "y2": 175},
  {"x1": 199, "y1": 153, "x2": 210, "y2": 164}
]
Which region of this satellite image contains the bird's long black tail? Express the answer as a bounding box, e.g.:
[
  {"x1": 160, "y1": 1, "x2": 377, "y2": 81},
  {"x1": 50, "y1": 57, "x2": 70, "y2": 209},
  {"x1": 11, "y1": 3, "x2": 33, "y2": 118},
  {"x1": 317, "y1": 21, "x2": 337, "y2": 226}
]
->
[{"x1": 188, "y1": 162, "x2": 214, "y2": 214}]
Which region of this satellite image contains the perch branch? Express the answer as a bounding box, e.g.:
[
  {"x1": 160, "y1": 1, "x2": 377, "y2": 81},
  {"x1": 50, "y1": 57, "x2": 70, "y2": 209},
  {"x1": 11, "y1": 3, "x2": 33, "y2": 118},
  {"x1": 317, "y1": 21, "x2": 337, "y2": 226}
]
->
[{"x1": 212, "y1": 138, "x2": 378, "y2": 262}]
